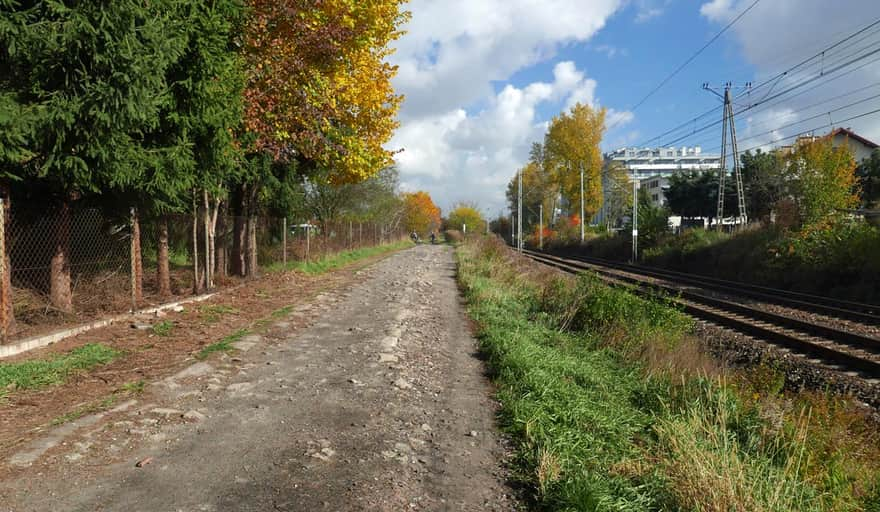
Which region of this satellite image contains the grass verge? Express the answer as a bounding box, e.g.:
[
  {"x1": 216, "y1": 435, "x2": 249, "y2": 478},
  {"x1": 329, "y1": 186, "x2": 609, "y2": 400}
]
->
[
  {"x1": 266, "y1": 240, "x2": 412, "y2": 275},
  {"x1": 457, "y1": 237, "x2": 880, "y2": 511},
  {"x1": 0, "y1": 344, "x2": 120, "y2": 396}
]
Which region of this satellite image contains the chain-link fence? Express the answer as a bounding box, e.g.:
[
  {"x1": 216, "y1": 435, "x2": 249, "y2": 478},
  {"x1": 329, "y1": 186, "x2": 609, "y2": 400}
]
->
[{"x1": 0, "y1": 201, "x2": 406, "y2": 344}]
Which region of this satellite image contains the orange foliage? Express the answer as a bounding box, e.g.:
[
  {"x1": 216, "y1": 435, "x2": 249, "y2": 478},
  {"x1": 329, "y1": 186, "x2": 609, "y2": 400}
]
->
[{"x1": 402, "y1": 191, "x2": 441, "y2": 234}]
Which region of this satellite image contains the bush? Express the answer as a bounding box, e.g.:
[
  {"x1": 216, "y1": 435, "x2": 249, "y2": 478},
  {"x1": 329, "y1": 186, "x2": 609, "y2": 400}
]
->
[{"x1": 443, "y1": 229, "x2": 464, "y2": 243}]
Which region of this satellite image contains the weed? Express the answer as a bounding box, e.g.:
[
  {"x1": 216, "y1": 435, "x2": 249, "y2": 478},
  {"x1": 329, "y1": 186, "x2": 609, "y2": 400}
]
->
[
  {"x1": 198, "y1": 304, "x2": 239, "y2": 323},
  {"x1": 117, "y1": 380, "x2": 145, "y2": 395},
  {"x1": 152, "y1": 320, "x2": 174, "y2": 336},
  {"x1": 271, "y1": 305, "x2": 293, "y2": 318},
  {"x1": 51, "y1": 396, "x2": 117, "y2": 426},
  {"x1": 198, "y1": 329, "x2": 248, "y2": 359}
]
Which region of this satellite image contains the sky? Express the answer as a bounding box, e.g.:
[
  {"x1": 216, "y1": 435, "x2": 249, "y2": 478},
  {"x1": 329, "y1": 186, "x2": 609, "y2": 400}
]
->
[{"x1": 386, "y1": 0, "x2": 880, "y2": 217}]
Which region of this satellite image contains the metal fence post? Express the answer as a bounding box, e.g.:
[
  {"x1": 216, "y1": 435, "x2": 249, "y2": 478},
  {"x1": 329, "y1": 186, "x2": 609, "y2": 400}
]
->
[{"x1": 282, "y1": 217, "x2": 287, "y2": 266}]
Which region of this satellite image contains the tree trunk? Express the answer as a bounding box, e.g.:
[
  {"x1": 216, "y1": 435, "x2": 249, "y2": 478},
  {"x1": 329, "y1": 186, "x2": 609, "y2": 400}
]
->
[
  {"x1": 231, "y1": 185, "x2": 246, "y2": 277},
  {"x1": 130, "y1": 207, "x2": 143, "y2": 307},
  {"x1": 157, "y1": 216, "x2": 171, "y2": 297},
  {"x1": 245, "y1": 185, "x2": 258, "y2": 278},
  {"x1": 203, "y1": 190, "x2": 212, "y2": 290},
  {"x1": 246, "y1": 215, "x2": 258, "y2": 278},
  {"x1": 192, "y1": 194, "x2": 201, "y2": 294},
  {"x1": 0, "y1": 188, "x2": 15, "y2": 341},
  {"x1": 50, "y1": 199, "x2": 73, "y2": 313},
  {"x1": 216, "y1": 203, "x2": 227, "y2": 278}
]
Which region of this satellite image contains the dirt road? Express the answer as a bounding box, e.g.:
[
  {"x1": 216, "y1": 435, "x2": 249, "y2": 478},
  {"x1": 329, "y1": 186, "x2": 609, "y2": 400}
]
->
[{"x1": 1, "y1": 245, "x2": 516, "y2": 511}]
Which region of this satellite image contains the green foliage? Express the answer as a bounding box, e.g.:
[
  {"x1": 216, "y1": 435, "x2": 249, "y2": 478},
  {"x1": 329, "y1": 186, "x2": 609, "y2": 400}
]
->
[
  {"x1": 0, "y1": 343, "x2": 119, "y2": 393},
  {"x1": 856, "y1": 148, "x2": 880, "y2": 208},
  {"x1": 635, "y1": 188, "x2": 670, "y2": 251},
  {"x1": 741, "y1": 149, "x2": 787, "y2": 222}
]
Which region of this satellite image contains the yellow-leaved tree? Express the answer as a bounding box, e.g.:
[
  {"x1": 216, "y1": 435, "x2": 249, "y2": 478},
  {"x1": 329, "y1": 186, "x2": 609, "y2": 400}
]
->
[
  {"x1": 785, "y1": 137, "x2": 859, "y2": 226},
  {"x1": 543, "y1": 103, "x2": 606, "y2": 224}
]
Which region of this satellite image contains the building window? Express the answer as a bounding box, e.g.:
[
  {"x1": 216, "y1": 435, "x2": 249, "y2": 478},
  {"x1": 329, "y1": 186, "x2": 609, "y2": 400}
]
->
[{"x1": 652, "y1": 194, "x2": 659, "y2": 202}]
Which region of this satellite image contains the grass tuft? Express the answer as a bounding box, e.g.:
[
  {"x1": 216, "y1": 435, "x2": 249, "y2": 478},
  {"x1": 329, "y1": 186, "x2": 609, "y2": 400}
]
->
[
  {"x1": 0, "y1": 344, "x2": 119, "y2": 395},
  {"x1": 152, "y1": 320, "x2": 174, "y2": 336},
  {"x1": 197, "y1": 329, "x2": 248, "y2": 360}
]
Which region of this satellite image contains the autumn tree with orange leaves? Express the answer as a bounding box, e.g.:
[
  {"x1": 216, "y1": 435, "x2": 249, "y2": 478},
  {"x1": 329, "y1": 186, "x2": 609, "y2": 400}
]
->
[{"x1": 402, "y1": 192, "x2": 441, "y2": 234}]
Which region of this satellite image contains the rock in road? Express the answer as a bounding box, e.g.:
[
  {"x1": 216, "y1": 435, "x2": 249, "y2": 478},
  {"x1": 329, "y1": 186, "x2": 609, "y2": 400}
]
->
[{"x1": 3, "y1": 245, "x2": 516, "y2": 511}]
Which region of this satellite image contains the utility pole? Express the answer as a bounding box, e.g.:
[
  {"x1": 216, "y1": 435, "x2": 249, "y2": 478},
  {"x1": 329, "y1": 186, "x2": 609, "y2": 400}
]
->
[
  {"x1": 632, "y1": 179, "x2": 639, "y2": 263},
  {"x1": 579, "y1": 163, "x2": 585, "y2": 243},
  {"x1": 539, "y1": 203, "x2": 544, "y2": 250},
  {"x1": 510, "y1": 212, "x2": 515, "y2": 247},
  {"x1": 517, "y1": 167, "x2": 523, "y2": 252},
  {"x1": 704, "y1": 82, "x2": 749, "y2": 231}
]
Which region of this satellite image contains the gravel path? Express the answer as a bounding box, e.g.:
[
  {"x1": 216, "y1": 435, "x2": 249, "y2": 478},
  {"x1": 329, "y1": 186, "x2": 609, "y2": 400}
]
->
[{"x1": 1, "y1": 245, "x2": 516, "y2": 511}]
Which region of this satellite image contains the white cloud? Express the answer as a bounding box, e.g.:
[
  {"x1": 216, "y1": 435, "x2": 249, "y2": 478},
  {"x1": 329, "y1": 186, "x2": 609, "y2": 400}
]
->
[
  {"x1": 388, "y1": 0, "x2": 627, "y2": 214},
  {"x1": 390, "y1": 0, "x2": 623, "y2": 120},
  {"x1": 699, "y1": 0, "x2": 880, "y2": 147},
  {"x1": 392, "y1": 61, "x2": 625, "y2": 214},
  {"x1": 594, "y1": 44, "x2": 628, "y2": 59},
  {"x1": 635, "y1": 8, "x2": 663, "y2": 23}
]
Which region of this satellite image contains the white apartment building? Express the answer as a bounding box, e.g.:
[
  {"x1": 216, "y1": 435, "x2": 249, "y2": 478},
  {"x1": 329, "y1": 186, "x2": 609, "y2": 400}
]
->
[
  {"x1": 605, "y1": 146, "x2": 721, "y2": 207},
  {"x1": 595, "y1": 146, "x2": 720, "y2": 228}
]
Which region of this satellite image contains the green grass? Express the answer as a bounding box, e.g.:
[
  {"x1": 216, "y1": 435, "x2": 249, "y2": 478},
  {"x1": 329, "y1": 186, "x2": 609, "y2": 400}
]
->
[
  {"x1": 0, "y1": 344, "x2": 120, "y2": 395},
  {"x1": 117, "y1": 379, "x2": 146, "y2": 395},
  {"x1": 266, "y1": 240, "x2": 412, "y2": 275},
  {"x1": 152, "y1": 320, "x2": 174, "y2": 336},
  {"x1": 271, "y1": 305, "x2": 293, "y2": 318},
  {"x1": 51, "y1": 395, "x2": 117, "y2": 426},
  {"x1": 198, "y1": 304, "x2": 240, "y2": 323},
  {"x1": 456, "y1": 238, "x2": 880, "y2": 511},
  {"x1": 197, "y1": 329, "x2": 249, "y2": 360}
]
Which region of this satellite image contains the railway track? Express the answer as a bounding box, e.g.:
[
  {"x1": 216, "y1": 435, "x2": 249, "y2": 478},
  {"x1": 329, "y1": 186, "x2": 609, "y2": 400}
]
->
[{"x1": 520, "y1": 249, "x2": 880, "y2": 379}]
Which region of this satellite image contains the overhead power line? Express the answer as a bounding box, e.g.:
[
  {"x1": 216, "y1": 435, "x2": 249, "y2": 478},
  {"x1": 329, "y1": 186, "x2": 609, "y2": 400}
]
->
[
  {"x1": 634, "y1": 15, "x2": 880, "y2": 148},
  {"x1": 659, "y1": 44, "x2": 880, "y2": 148},
  {"x1": 628, "y1": 0, "x2": 762, "y2": 113}
]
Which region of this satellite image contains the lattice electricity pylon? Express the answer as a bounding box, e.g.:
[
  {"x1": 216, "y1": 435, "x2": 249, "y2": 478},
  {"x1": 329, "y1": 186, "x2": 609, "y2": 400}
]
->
[{"x1": 703, "y1": 82, "x2": 750, "y2": 229}]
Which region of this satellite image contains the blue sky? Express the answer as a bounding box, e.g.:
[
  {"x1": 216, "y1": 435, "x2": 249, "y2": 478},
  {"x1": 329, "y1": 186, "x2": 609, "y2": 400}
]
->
[{"x1": 387, "y1": 0, "x2": 880, "y2": 216}]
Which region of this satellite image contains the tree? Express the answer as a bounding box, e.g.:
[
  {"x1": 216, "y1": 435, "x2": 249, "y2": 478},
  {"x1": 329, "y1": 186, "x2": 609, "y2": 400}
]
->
[
  {"x1": 506, "y1": 161, "x2": 554, "y2": 237},
  {"x1": 402, "y1": 192, "x2": 441, "y2": 234},
  {"x1": 0, "y1": 0, "x2": 191, "y2": 312},
  {"x1": 601, "y1": 161, "x2": 631, "y2": 229},
  {"x1": 784, "y1": 138, "x2": 859, "y2": 225},
  {"x1": 666, "y1": 171, "x2": 741, "y2": 223},
  {"x1": 636, "y1": 188, "x2": 669, "y2": 250},
  {"x1": 446, "y1": 204, "x2": 484, "y2": 235},
  {"x1": 740, "y1": 149, "x2": 786, "y2": 222},
  {"x1": 543, "y1": 103, "x2": 606, "y2": 222},
  {"x1": 856, "y1": 149, "x2": 880, "y2": 208}
]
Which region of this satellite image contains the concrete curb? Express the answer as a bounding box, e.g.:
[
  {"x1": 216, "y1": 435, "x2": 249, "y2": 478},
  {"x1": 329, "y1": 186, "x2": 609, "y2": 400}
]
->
[{"x1": 0, "y1": 293, "x2": 217, "y2": 359}]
